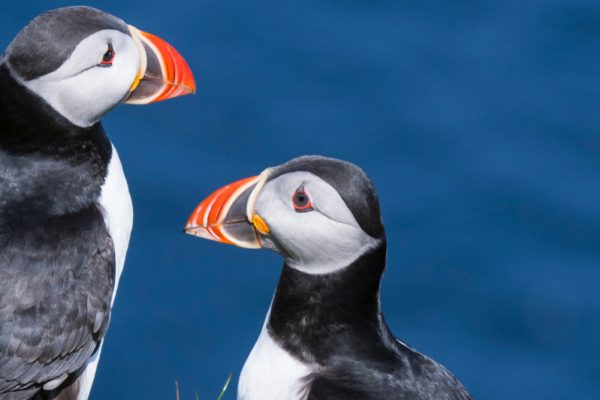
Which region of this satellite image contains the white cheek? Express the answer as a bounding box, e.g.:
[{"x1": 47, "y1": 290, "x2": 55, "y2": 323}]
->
[
  {"x1": 22, "y1": 30, "x2": 139, "y2": 127},
  {"x1": 271, "y1": 208, "x2": 378, "y2": 274},
  {"x1": 256, "y1": 173, "x2": 379, "y2": 275}
]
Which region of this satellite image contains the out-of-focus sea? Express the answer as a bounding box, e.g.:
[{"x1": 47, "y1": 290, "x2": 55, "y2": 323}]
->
[{"x1": 2, "y1": 1, "x2": 599, "y2": 399}]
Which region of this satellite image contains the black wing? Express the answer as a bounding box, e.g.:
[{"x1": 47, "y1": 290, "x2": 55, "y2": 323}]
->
[
  {"x1": 307, "y1": 341, "x2": 472, "y2": 400},
  {"x1": 0, "y1": 205, "x2": 114, "y2": 396}
]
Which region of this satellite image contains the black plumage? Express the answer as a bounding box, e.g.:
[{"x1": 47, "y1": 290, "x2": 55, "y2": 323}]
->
[
  {"x1": 267, "y1": 244, "x2": 471, "y2": 400},
  {"x1": 0, "y1": 55, "x2": 114, "y2": 399}
]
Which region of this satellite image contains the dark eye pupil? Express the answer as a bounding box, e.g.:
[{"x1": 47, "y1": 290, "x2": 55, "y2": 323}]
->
[
  {"x1": 103, "y1": 49, "x2": 114, "y2": 62},
  {"x1": 294, "y1": 192, "x2": 308, "y2": 206}
]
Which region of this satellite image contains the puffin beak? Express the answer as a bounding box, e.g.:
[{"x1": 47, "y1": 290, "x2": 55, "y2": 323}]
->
[
  {"x1": 125, "y1": 25, "x2": 196, "y2": 104},
  {"x1": 184, "y1": 169, "x2": 271, "y2": 249}
]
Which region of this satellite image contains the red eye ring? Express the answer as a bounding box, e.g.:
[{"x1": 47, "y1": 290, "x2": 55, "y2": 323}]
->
[
  {"x1": 292, "y1": 189, "x2": 313, "y2": 213},
  {"x1": 100, "y1": 44, "x2": 115, "y2": 66}
]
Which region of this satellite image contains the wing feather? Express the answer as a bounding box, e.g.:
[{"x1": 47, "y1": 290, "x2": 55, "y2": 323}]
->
[{"x1": 0, "y1": 205, "x2": 114, "y2": 396}]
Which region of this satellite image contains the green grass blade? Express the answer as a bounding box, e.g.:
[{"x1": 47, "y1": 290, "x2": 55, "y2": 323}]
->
[{"x1": 216, "y1": 374, "x2": 232, "y2": 400}]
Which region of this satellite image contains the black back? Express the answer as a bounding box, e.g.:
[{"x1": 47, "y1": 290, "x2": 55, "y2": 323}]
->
[
  {"x1": 6, "y1": 6, "x2": 129, "y2": 81},
  {"x1": 0, "y1": 59, "x2": 115, "y2": 398},
  {"x1": 269, "y1": 156, "x2": 385, "y2": 239}
]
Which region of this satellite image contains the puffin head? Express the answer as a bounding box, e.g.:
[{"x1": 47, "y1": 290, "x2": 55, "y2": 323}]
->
[
  {"x1": 4, "y1": 6, "x2": 196, "y2": 127},
  {"x1": 185, "y1": 156, "x2": 385, "y2": 274}
]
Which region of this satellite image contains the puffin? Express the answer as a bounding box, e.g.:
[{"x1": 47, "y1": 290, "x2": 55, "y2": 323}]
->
[
  {"x1": 185, "y1": 156, "x2": 473, "y2": 400},
  {"x1": 0, "y1": 6, "x2": 195, "y2": 400}
]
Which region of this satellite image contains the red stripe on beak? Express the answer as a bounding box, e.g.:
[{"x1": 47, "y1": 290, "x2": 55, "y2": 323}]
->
[
  {"x1": 126, "y1": 26, "x2": 196, "y2": 104},
  {"x1": 185, "y1": 176, "x2": 261, "y2": 248},
  {"x1": 140, "y1": 30, "x2": 196, "y2": 101}
]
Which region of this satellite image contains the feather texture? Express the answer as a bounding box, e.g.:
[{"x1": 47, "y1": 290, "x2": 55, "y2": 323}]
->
[{"x1": 0, "y1": 61, "x2": 115, "y2": 399}]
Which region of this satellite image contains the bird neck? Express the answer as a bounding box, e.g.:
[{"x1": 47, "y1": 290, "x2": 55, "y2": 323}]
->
[
  {"x1": 0, "y1": 62, "x2": 111, "y2": 161},
  {"x1": 267, "y1": 241, "x2": 391, "y2": 364},
  {"x1": 0, "y1": 62, "x2": 112, "y2": 220}
]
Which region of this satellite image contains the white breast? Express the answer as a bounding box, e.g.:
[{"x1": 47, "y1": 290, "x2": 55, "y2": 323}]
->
[
  {"x1": 75, "y1": 342, "x2": 104, "y2": 400},
  {"x1": 98, "y1": 144, "x2": 133, "y2": 305},
  {"x1": 75, "y1": 144, "x2": 133, "y2": 400},
  {"x1": 238, "y1": 324, "x2": 314, "y2": 400}
]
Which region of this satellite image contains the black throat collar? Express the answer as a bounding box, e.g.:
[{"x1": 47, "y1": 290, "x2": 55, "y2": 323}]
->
[
  {"x1": 0, "y1": 62, "x2": 112, "y2": 221},
  {"x1": 267, "y1": 241, "x2": 391, "y2": 364}
]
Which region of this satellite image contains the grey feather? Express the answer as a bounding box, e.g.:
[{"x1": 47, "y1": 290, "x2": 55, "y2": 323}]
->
[{"x1": 0, "y1": 206, "x2": 114, "y2": 396}]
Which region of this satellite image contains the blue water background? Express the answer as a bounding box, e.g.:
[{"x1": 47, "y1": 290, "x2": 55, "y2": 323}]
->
[{"x1": 2, "y1": 1, "x2": 599, "y2": 399}]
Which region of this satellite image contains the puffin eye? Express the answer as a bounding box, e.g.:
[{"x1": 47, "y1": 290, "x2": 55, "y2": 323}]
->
[
  {"x1": 99, "y1": 44, "x2": 115, "y2": 66},
  {"x1": 292, "y1": 188, "x2": 313, "y2": 213}
]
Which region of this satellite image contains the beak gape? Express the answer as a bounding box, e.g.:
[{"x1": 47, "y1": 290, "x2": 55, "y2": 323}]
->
[
  {"x1": 125, "y1": 25, "x2": 196, "y2": 104},
  {"x1": 185, "y1": 170, "x2": 271, "y2": 249}
]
